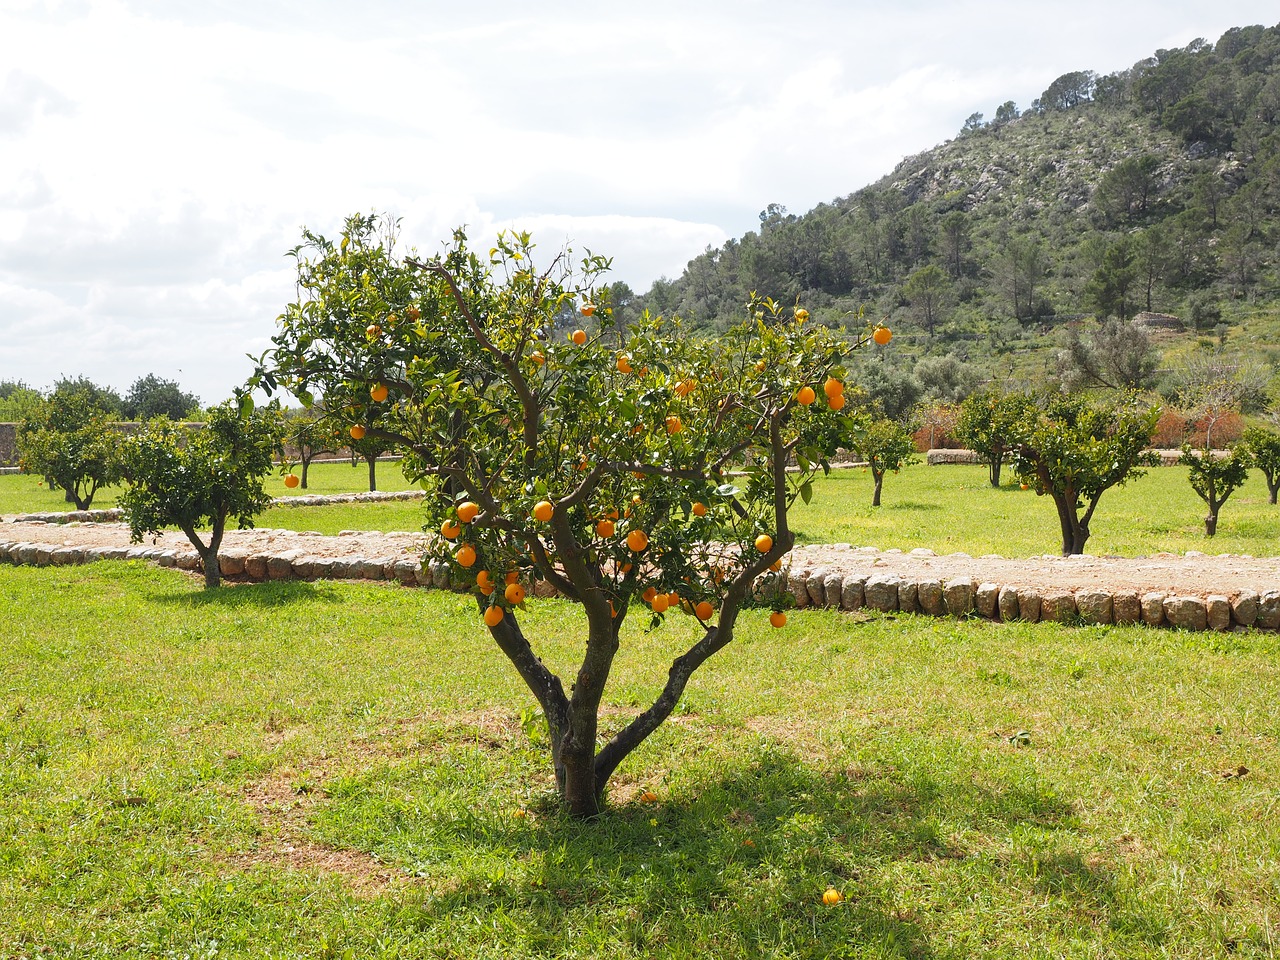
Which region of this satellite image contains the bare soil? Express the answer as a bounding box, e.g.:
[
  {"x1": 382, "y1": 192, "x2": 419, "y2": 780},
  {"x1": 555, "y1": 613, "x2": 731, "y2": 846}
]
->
[{"x1": 4, "y1": 518, "x2": 1278, "y2": 599}]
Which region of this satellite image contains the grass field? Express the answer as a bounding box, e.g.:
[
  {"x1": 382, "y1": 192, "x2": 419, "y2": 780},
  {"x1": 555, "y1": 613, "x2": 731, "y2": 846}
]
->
[
  {"x1": 2, "y1": 562, "x2": 1278, "y2": 957},
  {"x1": 5, "y1": 459, "x2": 1279, "y2": 558}
]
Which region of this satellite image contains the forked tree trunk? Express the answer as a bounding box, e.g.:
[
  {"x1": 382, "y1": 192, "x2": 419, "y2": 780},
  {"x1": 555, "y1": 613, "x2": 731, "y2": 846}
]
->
[
  {"x1": 1205, "y1": 512, "x2": 1218, "y2": 536},
  {"x1": 182, "y1": 518, "x2": 225, "y2": 589},
  {"x1": 1265, "y1": 472, "x2": 1278, "y2": 506},
  {"x1": 988, "y1": 455, "x2": 1003, "y2": 488}
]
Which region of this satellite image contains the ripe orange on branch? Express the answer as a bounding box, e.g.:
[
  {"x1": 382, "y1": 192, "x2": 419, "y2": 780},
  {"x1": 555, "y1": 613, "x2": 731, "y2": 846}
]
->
[
  {"x1": 484, "y1": 605, "x2": 505, "y2": 627},
  {"x1": 873, "y1": 325, "x2": 893, "y2": 345},
  {"x1": 823, "y1": 377, "x2": 844, "y2": 399},
  {"x1": 665, "y1": 416, "x2": 683, "y2": 435},
  {"x1": 627, "y1": 529, "x2": 649, "y2": 552},
  {"x1": 505, "y1": 583, "x2": 526, "y2": 605},
  {"x1": 457, "y1": 501, "x2": 479, "y2": 523},
  {"x1": 754, "y1": 533, "x2": 773, "y2": 553},
  {"x1": 571, "y1": 329, "x2": 587, "y2": 345},
  {"x1": 828, "y1": 393, "x2": 846, "y2": 411},
  {"x1": 694, "y1": 600, "x2": 715, "y2": 621},
  {"x1": 441, "y1": 519, "x2": 461, "y2": 540},
  {"x1": 370, "y1": 383, "x2": 389, "y2": 403},
  {"x1": 796, "y1": 386, "x2": 816, "y2": 406},
  {"x1": 456, "y1": 544, "x2": 477, "y2": 568},
  {"x1": 580, "y1": 303, "x2": 597, "y2": 317},
  {"x1": 691, "y1": 501, "x2": 707, "y2": 517},
  {"x1": 596, "y1": 518, "x2": 616, "y2": 538},
  {"x1": 349, "y1": 424, "x2": 366, "y2": 440},
  {"x1": 532, "y1": 500, "x2": 554, "y2": 523}
]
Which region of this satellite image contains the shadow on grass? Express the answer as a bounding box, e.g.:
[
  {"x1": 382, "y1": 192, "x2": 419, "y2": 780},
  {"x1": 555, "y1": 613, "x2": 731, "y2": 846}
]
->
[
  {"x1": 311, "y1": 746, "x2": 1112, "y2": 957},
  {"x1": 151, "y1": 579, "x2": 348, "y2": 608}
]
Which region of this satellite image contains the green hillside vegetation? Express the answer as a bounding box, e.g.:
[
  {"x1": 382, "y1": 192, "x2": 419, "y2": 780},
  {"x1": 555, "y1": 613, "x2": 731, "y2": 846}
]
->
[{"x1": 627, "y1": 23, "x2": 1280, "y2": 413}]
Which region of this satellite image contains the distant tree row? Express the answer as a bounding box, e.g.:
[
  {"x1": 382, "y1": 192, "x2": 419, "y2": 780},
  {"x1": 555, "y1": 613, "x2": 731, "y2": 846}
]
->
[{"x1": 0, "y1": 374, "x2": 202, "y2": 422}]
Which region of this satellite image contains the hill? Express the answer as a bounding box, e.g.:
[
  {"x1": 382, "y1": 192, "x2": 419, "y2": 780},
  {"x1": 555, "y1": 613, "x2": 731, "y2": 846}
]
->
[{"x1": 623, "y1": 23, "x2": 1280, "y2": 410}]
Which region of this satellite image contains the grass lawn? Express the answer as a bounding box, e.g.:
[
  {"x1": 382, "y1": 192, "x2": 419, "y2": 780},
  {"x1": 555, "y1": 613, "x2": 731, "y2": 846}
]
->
[
  {"x1": 3, "y1": 562, "x2": 1279, "y2": 957},
  {"x1": 6, "y1": 460, "x2": 1279, "y2": 559}
]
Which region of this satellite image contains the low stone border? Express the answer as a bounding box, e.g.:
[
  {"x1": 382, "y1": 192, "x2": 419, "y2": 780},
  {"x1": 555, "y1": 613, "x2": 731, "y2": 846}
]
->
[
  {"x1": 760, "y1": 566, "x2": 1278, "y2": 633},
  {"x1": 1, "y1": 536, "x2": 1275, "y2": 634}
]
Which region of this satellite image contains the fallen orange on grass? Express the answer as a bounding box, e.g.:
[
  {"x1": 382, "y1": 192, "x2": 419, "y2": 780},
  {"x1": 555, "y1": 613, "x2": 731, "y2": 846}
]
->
[
  {"x1": 823, "y1": 888, "x2": 843, "y2": 906},
  {"x1": 769, "y1": 611, "x2": 787, "y2": 628}
]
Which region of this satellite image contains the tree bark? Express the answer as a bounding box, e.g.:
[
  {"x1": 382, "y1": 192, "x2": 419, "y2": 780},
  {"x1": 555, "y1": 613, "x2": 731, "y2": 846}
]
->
[
  {"x1": 1051, "y1": 491, "x2": 1089, "y2": 555},
  {"x1": 988, "y1": 456, "x2": 1003, "y2": 488},
  {"x1": 1205, "y1": 512, "x2": 1218, "y2": 537},
  {"x1": 181, "y1": 519, "x2": 224, "y2": 589},
  {"x1": 366, "y1": 454, "x2": 377, "y2": 492},
  {"x1": 1266, "y1": 473, "x2": 1278, "y2": 505},
  {"x1": 872, "y1": 471, "x2": 884, "y2": 507}
]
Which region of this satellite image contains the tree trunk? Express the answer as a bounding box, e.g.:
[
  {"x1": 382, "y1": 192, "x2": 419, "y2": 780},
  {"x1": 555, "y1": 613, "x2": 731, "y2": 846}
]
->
[
  {"x1": 988, "y1": 456, "x2": 1003, "y2": 488},
  {"x1": 1051, "y1": 490, "x2": 1089, "y2": 555},
  {"x1": 1205, "y1": 512, "x2": 1218, "y2": 537},
  {"x1": 872, "y1": 471, "x2": 884, "y2": 507},
  {"x1": 183, "y1": 520, "x2": 224, "y2": 588},
  {"x1": 300, "y1": 453, "x2": 311, "y2": 490},
  {"x1": 366, "y1": 454, "x2": 377, "y2": 492},
  {"x1": 1266, "y1": 473, "x2": 1278, "y2": 505}
]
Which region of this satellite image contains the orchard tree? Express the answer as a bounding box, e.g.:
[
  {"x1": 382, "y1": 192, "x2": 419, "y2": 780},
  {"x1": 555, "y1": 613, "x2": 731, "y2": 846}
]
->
[
  {"x1": 17, "y1": 392, "x2": 121, "y2": 510},
  {"x1": 845, "y1": 414, "x2": 919, "y2": 507},
  {"x1": 252, "y1": 219, "x2": 881, "y2": 817},
  {"x1": 1241, "y1": 426, "x2": 1280, "y2": 504},
  {"x1": 119, "y1": 400, "x2": 284, "y2": 588},
  {"x1": 1182, "y1": 443, "x2": 1250, "y2": 536},
  {"x1": 123, "y1": 374, "x2": 202, "y2": 421},
  {"x1": 1011, "y1": 393, "x2": 1159, "y2": 555},
  {"x1": 954, "y1": 388, "x2": 1031, "y2": 487},
  {"x1": 285, "y1": 405, "x2": 341, "y2": 489}
]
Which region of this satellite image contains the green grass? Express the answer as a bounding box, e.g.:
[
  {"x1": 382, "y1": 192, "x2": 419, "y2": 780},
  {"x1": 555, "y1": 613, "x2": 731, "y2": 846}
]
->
[
  {"x1": 7, "y1": 459, "x2": 1279, "y2": 559},
  {"x1": 3, "y1": 562, "x2": 1279, "y2": 957}
]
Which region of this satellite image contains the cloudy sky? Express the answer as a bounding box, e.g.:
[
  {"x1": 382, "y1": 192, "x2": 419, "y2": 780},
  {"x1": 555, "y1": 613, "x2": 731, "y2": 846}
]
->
[{"x1": 2, "y1": 0, "x2": 1277, "y2": 404}]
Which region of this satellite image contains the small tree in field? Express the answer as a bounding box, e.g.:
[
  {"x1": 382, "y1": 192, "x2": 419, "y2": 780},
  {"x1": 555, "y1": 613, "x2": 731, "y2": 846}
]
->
[
  {"x1": 954, "y1": 388, "x2": 1031, "y2": 487},
  {"x1": 846, "y1": 414, "x2": 919, "y2": 506},
  {"x1": 17, "y1": 392, "x2": 121, "y2": 510},
  {"x1": 1182, "y1": 443, "x2": 1250, "y2": 536},
  {"x1": 1241, "y1": 426, "x2": 1280, "y2": 505},
  {"x1": 253, "y1": 217, "x2": 879, "y2": 817},
  {"x1": 285, "y1": 405, "x2": 341, "y2": 489},
  {"x1": 119, "y1": 401, "x2": 284, "y2": 588},
  {"x1": 1011, "y1": 392, "x2": 1159, "y2": 556}
]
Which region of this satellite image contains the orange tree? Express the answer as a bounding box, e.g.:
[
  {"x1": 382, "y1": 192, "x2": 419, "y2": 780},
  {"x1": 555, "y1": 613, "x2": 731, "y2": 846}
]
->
[{"x1": 251, "y1": 219, "x2": 880, "y2": 816}]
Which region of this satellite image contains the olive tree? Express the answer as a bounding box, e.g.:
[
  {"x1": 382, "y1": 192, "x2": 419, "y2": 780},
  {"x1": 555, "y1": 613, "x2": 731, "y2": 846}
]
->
[
  {"x1": 252, "y1": 217, "x2": 881, "y2": 817},
  {"x1": 119, "y1": 401, "x2": 284, "y2": 588}
]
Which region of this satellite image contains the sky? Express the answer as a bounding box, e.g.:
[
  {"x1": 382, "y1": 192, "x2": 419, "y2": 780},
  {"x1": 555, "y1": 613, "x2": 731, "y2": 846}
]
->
[{"x1": 2, "y1": 0, "x2": 1278, "y2": 404}]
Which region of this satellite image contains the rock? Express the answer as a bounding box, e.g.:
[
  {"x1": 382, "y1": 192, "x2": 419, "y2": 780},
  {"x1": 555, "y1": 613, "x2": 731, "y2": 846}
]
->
[
  {"x1": 823, "y1": 572, "x2": 844, "y2": 609},
  {"x1": 916, "y1": 580, "x2": 944, "y2": 616},
  {"x1": 394, "y1": 559, "x2": 420, "y2": 585},
  {"x1": 156, "y1": 550, "x2": 177, "y2": 568},
  {"x1": 806, "y1": 569, "x2": 828, "y2": 607},
  {"x1": 1164, "y1": 596, "x2": 1208, "y2": 631},
  {"x1": 1112, "y1": 593, "x2": 1142, "y2": 625},
  {"x1": 430, "y1": 561, "x2": 450, "y2": 591},
  {"x1": 243, "y1": 554, "x2": 269, "y2": 580},
  {"x1": 267, "y1": 555, "x2": 295, "y2": 579},
  {"x1": 175, "y1": 552, "x2": 200, "y2": 571},
  {"x1": 1205, "y1": 595, "x2": 1232, "y2": 632},
  {"x1": 788, "y1": 570, "x2": 810, "y2": 608},
  {"x1": 840, "y1": 576, "x2": 865, "y2": 611},
  {"x1": 943, "y1": 577, "x2": 975, "y2": 617},
  {"x1": 1075, "y1": 590, "x2": 1113, "y2": 625},
  {"x1": 1140, "y1": 593, "x2": 1166, "y2": 626},
  {"x1": 414, "y1": 562, "x2": 432, "y2": 587},
  {"x1": 219, "y1": 550, "x2": 247, "y2": 577},
  {"x1": 863, "y1": 576, "x2": 899, "y2": 612},
  {"x1": 359, "y1": 559, "x2": 384, "y2": 580},
  {"x1": 34, "y1": 545, "x2": 53, "y2": 566},
  {"x1": 532, "y1": 579, "x2": 557, "y2": 598},
  {"x1": 898, "y1": 580, "x2": 919, "y2": 614},
  {"x1": 974, "y1": 582, "x2": 1000, "y2": 619},
  {"x1": 1040, "y1": 590, "x2": 1077, "y2": 623},
  {"x1": 1231, "y1": 592, "x2": 1260, "y2": 629},
  {"x1": 998, "y1": 586, "x2": 1020, "y2": 621},
  {"x1": 1256, "y1": 592, "x2": 1280, "y2": 630},
  {"x1": 1017, "y1": 589, "x2": 1042, "y2": 623}
]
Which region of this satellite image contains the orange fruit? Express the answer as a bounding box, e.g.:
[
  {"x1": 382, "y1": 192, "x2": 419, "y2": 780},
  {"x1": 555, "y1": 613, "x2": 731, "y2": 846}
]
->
[
  {"x1": 596, "y1": 518, "x2": 616, "y2": 538},
  {"x1": 637, "y1": 366, "x2": 649, "y2": 377},
  {"x1": 823, "y1": 888, "x2": 842, "y2": 906},
  {"x1": 823, "y1": 377, "x2": 844, "y2": 399},
  {"x1": 640, "y1": 790, "x2": 658, "y2": 803},
  {"x1": 365, "y1": 323, "x2": 382, "y2": 339},
  {"x1": 581, "y1": 303, "x2": 597, "y2": 317},
  {"x1": 873, "y1": 325, "x2": 892, "y2": 345},
  {"x1": 796, "y1": 386, "x2": 816, "y2": 406},
  {"x1": 691, "y1": 501, "x2": 707, "y2": 517},
  {"x1": 627, "y1": 529, "x2": 649, "y2": 552},
  {"x1": 505, "y1": 570, "x2": 520, "y2": 585},
  {"x1": 530, "y1": 350, "x2": 546, "y2": 366},
  {"x1": 441, "y1": 519, "x2": 461, "y2": 540},
  {"x1": 651, "y1": 593, "x2": 669, "y2": 613},
  {"x1": 674, "y1": 378, "x2": 696, "y2": 398},
  {"x1": 794, "y1": 307, "x2": 809, "y2": 322},
  {"x1": 533, "y1": 500, "x2": 554, "y2": 522},
  {"x1": 456, "y1": 544, "x2": 477, "y2": 568},
  {"x1": 283, "y1": 473, "x2": 300, "y2": 488},
  {"x1": 484, "y1": 605, "x2": 504, "y2": 627},
  {"x1": 405, "y1": 306, "x2": 421, "y2": 322},
  {"x1": 620, "y1": 562, "x2": 633, "y2": 574},
  {"x1": 828, "y1": 393, "x2": 846, "y2": 411},
  {"x1": 755, "y1": 533, "x2": 773, "y2": 553},
  {"x1": 616, "y1": 354, "x2": 633, "y2": 374},
  {"x1": 571, "y1": 329, "x2": 587, "y2": 345},
  {"x1": 505, "y1": 582, "x2": 526, "y2": 605},
  {"x1": 457, "y1": 501, "x2": 479, "y2": 523},
  {"x1": 769, "y1": 558, "x2": 782, "y2": 571},
  {"x1": 770, "y1": 611, "x2": 787, "y2": 628},
  {"x1": 370, "y1": 382, "x2": 389, "y2": 403},
  {"x1": 642, "y1": 586, "x2": 658, "y2": 603},
  {"x1": 667, "y1": 591, "x2": 680, "y2": 607},
  {"x1": 694, "y1": 600, "x2": 714, "y2": 620},
  {"x1": 1020, "y1": 483, "x2": 1030, "y2": 490},
  {"x1": 754, "y1": 360, "x2": 767, "y2": 373},
  {"x1": 349, "y1": 424, "x2": 366, "y2": 440},
  {"x1": 665, "y1": 415, "x2": 683, "y2": 435}
]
